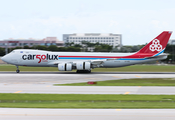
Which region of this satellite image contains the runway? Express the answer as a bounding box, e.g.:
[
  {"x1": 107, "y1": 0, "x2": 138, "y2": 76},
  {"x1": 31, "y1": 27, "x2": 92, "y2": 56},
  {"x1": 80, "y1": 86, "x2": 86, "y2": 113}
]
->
[
  {"x1": 0, "y1": 108, "x2": 175, "y2": 120},
  {"x1": 1, "y1": 85, "x2": 175, "y2": 94},
  {"x1": 0, "y1": 72, "x2": 175, "y2": 94},
  {"x1": 1, "y1": 72, "x2": 175, "y2": 120},
  {"x1": 1, "y1": 72, "x2": 175, "y2": 84}
]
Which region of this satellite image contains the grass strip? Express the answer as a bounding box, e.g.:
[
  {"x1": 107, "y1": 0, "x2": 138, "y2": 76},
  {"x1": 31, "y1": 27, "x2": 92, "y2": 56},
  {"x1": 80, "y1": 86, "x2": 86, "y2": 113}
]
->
[
  {"x1": 55, "y1": 78, "x2": 175, "y2": 86},
  {"x1": 0, "y1": 65, "x2": 175, "y2": 72},
  {"x1": 0, "y1": 94, "x2": 175, "y2": 108}
]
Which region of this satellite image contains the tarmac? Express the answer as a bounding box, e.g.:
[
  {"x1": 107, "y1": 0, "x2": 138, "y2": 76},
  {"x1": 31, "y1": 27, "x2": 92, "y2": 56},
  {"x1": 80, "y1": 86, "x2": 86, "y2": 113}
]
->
[
  {"x1": 1, "y1": 72, "x2": 175, "y2": 120},
  {"x1": 0, "y1": 72, "x2": 175, "y2": 94},
  {"x1": 0, "y1": 108, "x2": 175, "y2": 120}
]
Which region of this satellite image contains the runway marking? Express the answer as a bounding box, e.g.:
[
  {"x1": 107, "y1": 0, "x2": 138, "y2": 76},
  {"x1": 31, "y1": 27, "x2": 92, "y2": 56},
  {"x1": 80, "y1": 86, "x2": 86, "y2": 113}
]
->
[
  {"x1": 84, "y1": 78, "x2": 102, "y2": 80},
  {"x1": 116, "y1": 109, "x2": 121, "y2": 111},
  {"x1": 46, "y1": 85, "x2": 51, "y2": 87},
  {"x1": 135, "y1": 75, "x2": 141, "y2": 78},
  {"x1": 1, "y1": 114, "x2": 175, "y2": 117},
  {"x1": 138, "y1": 86, "x2": 142, "y2": 87},
  {"x1": 0, "y1": 113, "x2": 124, "y2": 116},
  {"x1": 14, "y1": 91, "x2": 22, "y2": 93},
  {"x1": 112, "y1": 76, "x2": 122, "y2": 78},
  {"x1": 124, "y1": 92, "x2": 130, "y2": 94}
]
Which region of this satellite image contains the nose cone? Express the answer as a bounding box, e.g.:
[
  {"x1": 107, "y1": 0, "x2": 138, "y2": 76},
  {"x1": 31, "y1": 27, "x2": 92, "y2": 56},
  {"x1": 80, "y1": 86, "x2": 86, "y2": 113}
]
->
[
  {"x1": 1, "y1": 55, "x2": 7, "y2": 63},
  {"x1": 1, "y1": 56, "x2": 4, "y2": 61}
]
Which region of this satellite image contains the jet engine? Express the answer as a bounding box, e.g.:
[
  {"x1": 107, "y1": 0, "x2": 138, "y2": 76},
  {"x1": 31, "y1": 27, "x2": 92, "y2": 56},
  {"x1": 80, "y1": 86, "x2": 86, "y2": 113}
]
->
[
  {"x1": 76, "y1": 62, "x2": 91, "y2": 70},
  {"x1": 58, "y1": 63, "x2": 72, "y2": 71}
]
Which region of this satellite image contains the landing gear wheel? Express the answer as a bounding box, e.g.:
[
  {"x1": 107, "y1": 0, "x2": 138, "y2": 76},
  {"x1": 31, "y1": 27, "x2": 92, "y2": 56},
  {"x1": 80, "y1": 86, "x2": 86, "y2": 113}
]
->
[
  {"x1": 87, "y1": 70, "x2": 91, "y2": 73},
  {"x1": 16, "y1": 70, "x2": 20, "y2": 73},
  {"x1": 76, "y1": 70, "x2": 91, "y2": 73},
  {"x1": 16, "y1": 66, "x2": 20, "y2": 73}
]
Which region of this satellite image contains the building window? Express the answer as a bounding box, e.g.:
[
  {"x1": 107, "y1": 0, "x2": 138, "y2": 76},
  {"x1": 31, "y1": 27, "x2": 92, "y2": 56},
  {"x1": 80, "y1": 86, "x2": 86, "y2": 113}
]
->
[
  {"x1": 40, "y1": 43, "x2": 45, "y2": 46},
  {"x1": 0, "y1": 43, "x2": 4, "y2": 46},
  {"x1": 46, "y1": 43, "x2": 51, "y2": 46},
  {"x1": 52, "y1": 43, "x2": 56, "y2": 45},
  {"x1": 9, "y1": 43, "x2": 17, "y2": 46},
  {"x1": 23, "y1": 43, "x2": 28, "y2": 46}
]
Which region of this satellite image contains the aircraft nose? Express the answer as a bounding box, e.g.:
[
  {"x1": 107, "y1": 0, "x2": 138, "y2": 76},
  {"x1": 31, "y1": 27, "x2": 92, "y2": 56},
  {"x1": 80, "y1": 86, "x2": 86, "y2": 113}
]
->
[
  {"x1": 1, "y1": 55, "x2": 7, "y2": 62},
  {"x1": 1, "y1": 56, "x2": 4, "y2": 61}
]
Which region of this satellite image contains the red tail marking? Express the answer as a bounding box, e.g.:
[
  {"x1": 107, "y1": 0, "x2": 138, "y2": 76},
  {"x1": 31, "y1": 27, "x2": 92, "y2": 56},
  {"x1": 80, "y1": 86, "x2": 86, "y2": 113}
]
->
[{"x1": 138, "y1": 31, "x2": 172, "y2": 54}]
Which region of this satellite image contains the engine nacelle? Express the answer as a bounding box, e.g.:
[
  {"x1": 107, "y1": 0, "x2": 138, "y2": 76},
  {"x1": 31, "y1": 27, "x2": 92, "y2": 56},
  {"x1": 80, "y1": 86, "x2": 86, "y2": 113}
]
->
[
  {"x1": 58, "y1": 63, "x2": 72, "y2": 71},
  {"x1": 76, "y1": 62, "x2": 91, "y2": 70},
  {"x1": 66, "y1": 63, "x2": 72, "y2": 71}
]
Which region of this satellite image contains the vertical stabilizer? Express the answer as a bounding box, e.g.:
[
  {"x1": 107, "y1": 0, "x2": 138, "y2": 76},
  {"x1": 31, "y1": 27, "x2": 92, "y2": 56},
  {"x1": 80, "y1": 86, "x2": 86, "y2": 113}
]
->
[{"x1": 138, "y1": 31, "x2": 172, "y2": 54}]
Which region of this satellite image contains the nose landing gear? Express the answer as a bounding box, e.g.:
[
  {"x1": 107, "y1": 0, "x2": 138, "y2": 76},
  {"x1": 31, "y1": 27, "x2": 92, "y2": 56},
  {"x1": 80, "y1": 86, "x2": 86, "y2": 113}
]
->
[{"x1": 16, "y1": 66, "x2": 20, "y2": 73}]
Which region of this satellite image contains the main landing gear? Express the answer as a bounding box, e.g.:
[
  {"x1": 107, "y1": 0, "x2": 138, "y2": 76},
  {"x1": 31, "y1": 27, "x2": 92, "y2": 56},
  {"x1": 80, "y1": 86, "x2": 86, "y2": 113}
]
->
[
  {"x1": 16, "y1": 66, "x2": 20, "y2": 73},
  {"x1": 76, "y1": 70, "x2": 91, "y2": 73}
]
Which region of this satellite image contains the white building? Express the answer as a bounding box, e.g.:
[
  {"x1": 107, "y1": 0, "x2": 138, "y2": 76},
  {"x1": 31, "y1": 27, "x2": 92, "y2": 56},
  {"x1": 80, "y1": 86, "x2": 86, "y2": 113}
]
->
[{"x1": 63, "y1": 33, "x2": 122, "y2": 49}]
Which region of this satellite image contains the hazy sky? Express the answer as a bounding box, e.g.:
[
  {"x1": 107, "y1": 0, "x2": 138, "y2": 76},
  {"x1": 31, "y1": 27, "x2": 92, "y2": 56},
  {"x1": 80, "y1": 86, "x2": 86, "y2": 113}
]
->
[{"x1": 0, "y1": 0, "x2": 175, "y2": 45}]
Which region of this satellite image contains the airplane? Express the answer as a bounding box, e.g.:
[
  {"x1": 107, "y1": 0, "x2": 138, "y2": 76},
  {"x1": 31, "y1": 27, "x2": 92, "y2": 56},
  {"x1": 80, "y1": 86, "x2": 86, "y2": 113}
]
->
[{"x1": 0, "y1": 31, "x2": 172, "y2": 73}]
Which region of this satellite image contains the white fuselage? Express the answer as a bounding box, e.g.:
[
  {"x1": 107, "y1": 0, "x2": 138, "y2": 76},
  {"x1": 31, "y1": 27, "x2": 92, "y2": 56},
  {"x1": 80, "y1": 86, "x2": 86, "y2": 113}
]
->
[{"x1": 1, "y1": 49, "x2": 167, "y2": 68}]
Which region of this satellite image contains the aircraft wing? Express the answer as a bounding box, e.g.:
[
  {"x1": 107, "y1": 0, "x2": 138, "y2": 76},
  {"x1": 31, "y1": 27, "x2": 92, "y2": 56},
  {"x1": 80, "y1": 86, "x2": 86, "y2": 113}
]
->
[{"x1": 48, "y1": 58, "x2": 117, "y2": 67}]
